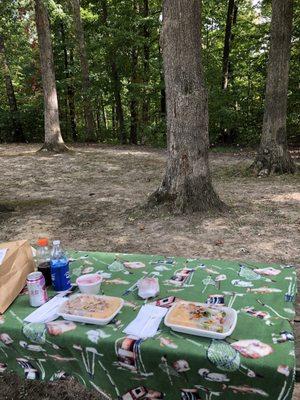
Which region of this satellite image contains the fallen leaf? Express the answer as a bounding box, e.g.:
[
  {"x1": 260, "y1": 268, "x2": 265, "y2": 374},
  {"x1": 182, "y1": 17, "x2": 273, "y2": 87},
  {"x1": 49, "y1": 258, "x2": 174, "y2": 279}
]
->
[{"x1": 214, "y1": 240, "x2": 224, "y2": 246}]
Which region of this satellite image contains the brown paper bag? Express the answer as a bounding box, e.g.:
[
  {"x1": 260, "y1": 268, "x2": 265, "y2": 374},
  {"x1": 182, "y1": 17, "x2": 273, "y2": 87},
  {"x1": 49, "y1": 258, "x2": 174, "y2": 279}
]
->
[{"x1": 0, "y1": 240, "x2": 35, "y2": 314}]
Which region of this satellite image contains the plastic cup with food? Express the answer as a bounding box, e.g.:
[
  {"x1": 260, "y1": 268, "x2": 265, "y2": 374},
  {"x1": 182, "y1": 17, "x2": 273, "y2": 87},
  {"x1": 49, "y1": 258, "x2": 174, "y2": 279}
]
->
[{"x1": 76, "y1": 274, "x2": 102, "y2": 295}]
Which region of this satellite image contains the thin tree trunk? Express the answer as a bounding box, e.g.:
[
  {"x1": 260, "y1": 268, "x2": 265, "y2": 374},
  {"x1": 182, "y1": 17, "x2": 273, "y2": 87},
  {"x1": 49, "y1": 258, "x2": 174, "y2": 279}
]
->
[
  {"x1": 111, "y1": 61, "x2": 126, "y2": 144},
  {"x1": 0, "y1": 35, "x2": 24, "y2": 142},
  {"x1": 60, "y1": 22, "x2": 77, "y2": 142},
  {"x1": 220, "y1": 0, "x2": 237, "y2": 144},
  {"x1": 100, "y1": 0, "x2": 127, "y2": 144},
  {"x1": 68, "y1": 49, "x2": 77, "y2": 142},
  {"x1": 141, "y1": 0, "x2": 150, "y2": 141},
  {"x1": 96, "y1": 105, "x2": 101, "y2": 138},
  {"x1": 130, "y1": 48, "x2": 138, "y2": 145},
  {"x1": 100, "y1": 96, "x2": 107, "y2": 131},
  {"x1": 34, "y1": 0, "x2": 68, "y2": 152},
  {"x1": 112, "y1": 103, "x2": 116, "y2": 133},
  {"x1": 71, "y1": 0, "x2": 95, "y2": 141},
  {"x1": 130, "y1": 0, "x2": 138, "y2": 145},
  {"x1": 148, "y1": 0, "x2": 224, "y2": 213},
  {"x1": 253, "y1": 0, "x2": 295, "y2": 174}
]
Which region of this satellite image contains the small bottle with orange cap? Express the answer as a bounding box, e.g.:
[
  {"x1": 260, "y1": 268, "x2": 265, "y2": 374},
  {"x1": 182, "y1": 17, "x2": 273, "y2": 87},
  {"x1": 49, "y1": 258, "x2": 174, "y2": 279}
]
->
[{"x1": 36, "y1": 238, "x2": 52, "y2": 286}]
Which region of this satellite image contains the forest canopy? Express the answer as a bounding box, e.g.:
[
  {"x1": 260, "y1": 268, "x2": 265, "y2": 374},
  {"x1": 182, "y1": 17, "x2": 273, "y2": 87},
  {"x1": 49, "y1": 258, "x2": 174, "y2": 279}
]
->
[{"x1": 0, "y1": 0, "x2": 299, "y2": 147}]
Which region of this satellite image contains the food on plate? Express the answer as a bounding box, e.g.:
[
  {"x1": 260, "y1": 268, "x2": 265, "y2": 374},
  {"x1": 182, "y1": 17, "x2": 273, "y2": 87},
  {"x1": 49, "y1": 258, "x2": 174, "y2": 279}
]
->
[
  {"x1": 61, "y1": 294, "x2": 122, "y2": 320},
  {"x1": 166, "y1": 302, "x2": 227, "y2": 333}
]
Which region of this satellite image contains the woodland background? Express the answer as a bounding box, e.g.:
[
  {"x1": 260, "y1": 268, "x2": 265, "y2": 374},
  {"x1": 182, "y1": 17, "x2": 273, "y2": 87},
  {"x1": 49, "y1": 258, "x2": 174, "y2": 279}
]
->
[{"x1": 0, "y1": 0, "x2": 299, "y2": 147}]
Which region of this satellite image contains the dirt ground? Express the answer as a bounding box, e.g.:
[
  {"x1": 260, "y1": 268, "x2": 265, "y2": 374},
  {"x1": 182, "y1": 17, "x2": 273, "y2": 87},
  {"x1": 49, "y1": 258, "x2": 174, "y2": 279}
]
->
[{"x1": 0, "y1": 143, "x2": 299, "y2": 399}]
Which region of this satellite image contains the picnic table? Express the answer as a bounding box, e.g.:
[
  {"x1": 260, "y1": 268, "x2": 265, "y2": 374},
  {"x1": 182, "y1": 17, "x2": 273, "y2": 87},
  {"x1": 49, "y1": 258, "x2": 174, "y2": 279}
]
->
[{"x1": 0, "y1": 251, "x2": 297, "y2": 400}]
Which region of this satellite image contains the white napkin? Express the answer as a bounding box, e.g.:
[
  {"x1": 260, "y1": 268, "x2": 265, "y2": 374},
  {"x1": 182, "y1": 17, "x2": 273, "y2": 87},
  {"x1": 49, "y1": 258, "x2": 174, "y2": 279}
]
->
[
  {"x1": 123, "y1": 305, "x2": 167, "y2": 338},
  {"x1": 24, "y1": 296, "x2": 67, "y2": 324}
]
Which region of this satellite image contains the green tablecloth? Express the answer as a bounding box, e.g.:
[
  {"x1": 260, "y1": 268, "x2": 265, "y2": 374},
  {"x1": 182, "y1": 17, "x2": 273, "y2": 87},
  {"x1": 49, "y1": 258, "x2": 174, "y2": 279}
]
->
[{"x1": 0, "y1": 251, "x2": 297, "y2": 400}]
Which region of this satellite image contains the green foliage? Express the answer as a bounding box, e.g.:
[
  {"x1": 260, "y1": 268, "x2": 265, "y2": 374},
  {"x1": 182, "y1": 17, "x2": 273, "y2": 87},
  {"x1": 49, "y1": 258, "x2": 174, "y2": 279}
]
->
[{"x1": 0, "y1": 0, "x2": 299, "y2": 146}]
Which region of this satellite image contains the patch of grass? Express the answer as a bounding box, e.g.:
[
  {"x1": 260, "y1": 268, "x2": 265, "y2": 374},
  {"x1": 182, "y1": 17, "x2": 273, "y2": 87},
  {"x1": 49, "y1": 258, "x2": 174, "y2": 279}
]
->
[
  {"x1": 210, "y1": 146, "x2": 250, "y2": 153},
  {"x1": 0, "y1": 198, "x2": 54, "y2": 212},
  {"x1": 213, "y1": 164, "x2": 254, "y2": 179}
]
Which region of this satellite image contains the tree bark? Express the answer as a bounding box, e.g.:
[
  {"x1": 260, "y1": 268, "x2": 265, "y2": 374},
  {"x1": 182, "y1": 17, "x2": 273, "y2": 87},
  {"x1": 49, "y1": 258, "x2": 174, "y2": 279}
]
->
[
  {"x1": 60, "y1": 22, "x2": 77, "y2": 142},
  {"x1": 220, "y1": 0, "x2": 237, "y2": 144},
  {"x1": 0, "y1": 35, "x2": 25, "y2": 142},
  {"x1": 34, "y1": 0, "x2": 68, "y2": 152},
  {"x1": 253, "y1": 0, "x2": 296, "y2": 174},
  {"x1": 100, "y1": 0, "x2": 127, "y2": 144},
  {"x1": 148, "y1": 0, "x2": 224, "y2": 213},
  {"x1": 71, "y1": 0, "x2": 95, "y2": 141}
]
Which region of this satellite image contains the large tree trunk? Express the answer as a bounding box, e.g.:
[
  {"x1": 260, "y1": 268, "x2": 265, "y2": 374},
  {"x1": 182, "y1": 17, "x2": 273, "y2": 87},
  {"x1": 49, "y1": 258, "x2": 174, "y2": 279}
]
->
[
  {"x1": 71, "y1": 0, "x2": 95, "y2": 141},
  {"x1": 220, "y1": 0, "x2": 238, "y2": 144},
  {"x1": 34, "y1": 0, "x2": 68, "y2": 152},
  {"x1": 253, "y1": 0, "x2": 296, "y2": 174},
  {"x1": 0, "y1": 35, "x2": 24, "y2": 142},
  {"x1": 148, "y1": 0, "x2": 223, "y2": 213},
  {"x1": 100, "y1": 0, "x2": 127, "y2": 144},
  {"x1": 60, "y1": 22, "x2": 77, "y2": 142}
]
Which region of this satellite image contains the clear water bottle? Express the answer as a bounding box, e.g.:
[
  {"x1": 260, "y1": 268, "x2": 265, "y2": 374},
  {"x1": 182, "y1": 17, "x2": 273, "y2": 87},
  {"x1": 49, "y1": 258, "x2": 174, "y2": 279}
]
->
[
  {"x1": 36, "y1": 238, "x2": 52, "y2": 286},
  {"x1": 50, "y1": 240, "x2": 71, "y2": 291}
]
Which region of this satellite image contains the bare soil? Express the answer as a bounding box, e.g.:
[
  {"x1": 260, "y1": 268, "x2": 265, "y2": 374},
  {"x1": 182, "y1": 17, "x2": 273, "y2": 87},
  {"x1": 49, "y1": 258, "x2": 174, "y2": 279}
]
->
[{"x1": 0, "y1": 143, "x2": 299, "y2": 399}]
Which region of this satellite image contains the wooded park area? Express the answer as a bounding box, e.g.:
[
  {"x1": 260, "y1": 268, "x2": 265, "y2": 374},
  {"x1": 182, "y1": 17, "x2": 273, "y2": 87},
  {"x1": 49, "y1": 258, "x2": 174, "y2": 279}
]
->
[
  {"x1": 0, "y1": 0, "x2": 299, "y2": 399},
  {"x1": 0, "y1": 0, "x2": 299, "y2": 153}
]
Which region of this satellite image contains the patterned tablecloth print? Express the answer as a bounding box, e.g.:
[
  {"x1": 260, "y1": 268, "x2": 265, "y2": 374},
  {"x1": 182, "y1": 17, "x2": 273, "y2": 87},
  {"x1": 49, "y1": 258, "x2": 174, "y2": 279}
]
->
[{"x1": 0, "y1": 251, "x2": 297, "y2": 400}]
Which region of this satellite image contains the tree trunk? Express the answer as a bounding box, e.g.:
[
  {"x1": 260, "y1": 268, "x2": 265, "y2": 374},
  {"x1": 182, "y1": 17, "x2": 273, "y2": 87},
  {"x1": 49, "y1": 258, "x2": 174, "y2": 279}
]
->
[
  {"x1": 111, "y1": 61, "x2": 126, "y2": 144},
  {"x1": 68, "y1": 49, "x2": 77, "y2": 142},
  {"x1": 220, "y1": 0, "x2": 237, "y2": 144},
  {"x1": 130, "y1": 47, "x2": 138, "y2": 145},
  {"x1": 130, "y1": 0, "x2": 138, "y2": 145},
  {"x1": 100, "y1": 0, "x2": 127, "y2": 144},
  {"x1": 148, "y1": 0, "x2": 224, "y2": 213},
  {"x1": 253, "y1": 0, "x2": 296, "y2": 174},
  {"x1": 60, "y1": 22, "x2": 77, "y2": 142},
  {"x1": 100, "y1": 95, "x2": 107, "y2": 131},
  {"x1": 0, "y1": 35, "x2": 24, "y2": 142},
  {"x1": 71, "y1": 0, "x2": 95, "y2": 141},
  {"x1": 112, "y1": 103, "x2": 116, "y2": 133},
  {"x1": 141, "y1": 0, "x2": 150, "y2": 141},
  {"x1": 34, "y1": 0, "x2": 68, "y2": 152}
]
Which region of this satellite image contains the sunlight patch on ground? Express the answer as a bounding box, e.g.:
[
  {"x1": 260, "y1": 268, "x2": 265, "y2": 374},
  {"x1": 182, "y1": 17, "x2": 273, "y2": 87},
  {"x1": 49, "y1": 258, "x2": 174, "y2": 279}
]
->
[{"x1": 270, "y1": 193, "x2": 300, "y2": 203}]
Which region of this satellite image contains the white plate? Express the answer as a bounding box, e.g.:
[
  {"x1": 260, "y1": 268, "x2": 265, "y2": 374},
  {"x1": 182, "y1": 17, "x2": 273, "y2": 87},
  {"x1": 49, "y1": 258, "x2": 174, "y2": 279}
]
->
[
  {"x1": 164, "y1": 301, "x2": 237, "y2": 339},
  {"x1": 57, "y1": 294, "x2": 124, "y2": 326}
]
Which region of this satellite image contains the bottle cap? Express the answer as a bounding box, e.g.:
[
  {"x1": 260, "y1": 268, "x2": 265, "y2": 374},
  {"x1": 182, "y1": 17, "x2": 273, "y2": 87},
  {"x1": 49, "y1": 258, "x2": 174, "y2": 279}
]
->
[
  {"x1": 52, "y1": 240, "x2": 61, "y2": 246},
  {"x1": 37, "y1": 238, "x2": 49, "y2": 247}
]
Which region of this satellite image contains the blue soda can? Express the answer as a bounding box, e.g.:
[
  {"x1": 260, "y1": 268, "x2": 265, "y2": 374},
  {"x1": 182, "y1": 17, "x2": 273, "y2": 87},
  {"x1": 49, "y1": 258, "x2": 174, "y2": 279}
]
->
[{"x1": 50, "y1": 240, "x2": 71, "y2": 291}]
